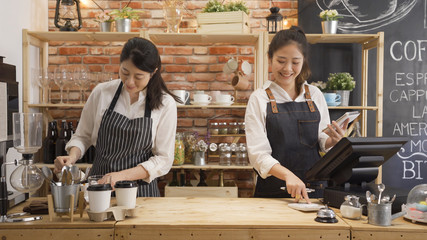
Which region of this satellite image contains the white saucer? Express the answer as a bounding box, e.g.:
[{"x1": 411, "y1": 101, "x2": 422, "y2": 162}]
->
[
  {"x1": 213, "y1": 101, "x2": 234, "y2": 106},
  {"x1": 190, "y1": 101, "x2": 211, "y2": 106},
  {"x1": 327, "y1": 102, "x2": 341, "y2": 107}
]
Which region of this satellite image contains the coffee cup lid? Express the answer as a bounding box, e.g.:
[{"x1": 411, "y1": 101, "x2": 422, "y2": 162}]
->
[
  {"x1": 115, "y1": 180, "x2": 138, "y2": 188},
  {"x1": 87, "y1": 184, "x2": 113, "y2": 191}
]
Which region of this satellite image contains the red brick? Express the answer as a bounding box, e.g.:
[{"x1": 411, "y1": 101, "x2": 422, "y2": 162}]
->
[
  {"x1": 90, "y1": 47, "x2": 104, "y2": 55},
  {"x1": 209, "y1": 47, "x2": 237, "y2": 55},
  {"x1": 167, "y1": 83, "x2": 193, "y2": 90},
  {"x1": 164, "y1": 65, "x2": 192, "y2": 73},
  {"x1": 68, "y1": 56, "x2": 82, "y2": 63},
  {"x1": 175, "y1": 57, "x2": 188, "y2": 64},
  {"x1": 143, "y1": 1, "x2": 162, "y2": 9},
  {"x1": 194, "y1": 65, "x2": 208, "y2": 72},
  {"x1": 105, "y1": 65, "x2": 120, "y2": 73},
  {"x1": 105, "y1": 47, "x2": 122, "y2": 55},
  {"x1": 59, "y1": 47, "x2": 88, "y2": 55},
  {"x1": 88, "y1": 65, "x2": 102, "y2": 72},
  {"x1": 178, "y1": 119, "x2": 193, "y2": 127},
  {"x1": 194, "y1": 82, "x2": 210, "y2": 91},
  {"x1": 275, "y1": 2, "x2": 292, "y2": 9},
  {"x1": 187, "y1": 73, "x2": 216, "y2": 82},
  {"x1": 211, "y1": 82, "x2": 234, "y2": 91},
  {"x1": 108, "y1": 1, "x2": 121, "y2": 9},
  {"x1": 144, "y1": 19, "x2": 166, "y2": 28},
  {"x1": 83, "y1": 56, "x2": 110, "y2": 64},
  {"x1": 164, "y1": 47, "x2": 193, "y2": 55},
  {"x1": 209, "y1": 64, "x2": 224, "y2": 72},
  {"x1": 111, "y1": 57, "x2": 120, "y2": 64},
  {"x1": 194, "y1": 119, "x2": 207, "y2": 127},
  {"x1": 48, "y1": 56, "x2": 67, "y2": 65},
  {"x1": 48, "y1": 47, "x2": 57, "y2": 55},
  {"x1": 185, "y1": 2, "x2": 206, "y2": 10},
  {"x1": 127, "y1": 1, "x2": 142, "y2": 9},
  {"x1": 240, "y1": 47, "x2": 254, "y2": 55},
  {"x1": 186, "y1": 109, "x2": 215, "y2": 118},
  {"x1": 259, "y1": 0, "x2": 271, "y2": 8},
  {"x1": 161, "y1": 56, "x2": 174, "y2": 64},
  {"x1": 194, "y1": 47, "x2": 208, "y2": 55},
  {"x1": 251, "y1": 10, "x2": 270, "y2": 18},
  {"x1": 188, "y1": 56, "x2": 217, "y2": 64}
]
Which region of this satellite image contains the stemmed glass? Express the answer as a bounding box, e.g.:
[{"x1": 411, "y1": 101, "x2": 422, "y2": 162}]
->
[
  {"x1": 75, "y1": 65, "x2": 88, "y2": 103},
  {"x1": 64, "y1": 68, "x2": 76, "y2": 103},
  {"x1": 32, "y1": 68, "x2": 50, "y2": 104},
  {"x1": 54, "y1": 67, "x2": 67, "y2": 104}
]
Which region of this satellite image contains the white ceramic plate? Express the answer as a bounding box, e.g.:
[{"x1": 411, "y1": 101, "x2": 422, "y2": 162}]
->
[
  {"x1": 288, "y1": 203, "x2": 323, "y2": 212},
  {"x1": 190, "y1": 101, "x2": 210, "y2": 106},
  {"x1": 327, "y1": 102, "x2": 341, "y2": 107}
]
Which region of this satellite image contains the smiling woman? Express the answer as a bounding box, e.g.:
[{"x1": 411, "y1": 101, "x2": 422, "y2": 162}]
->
[{"x1": 54, "y1": 37, "x2": 182, "y2": 197}]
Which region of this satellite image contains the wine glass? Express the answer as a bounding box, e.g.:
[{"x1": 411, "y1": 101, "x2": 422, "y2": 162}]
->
[
  {"x1": 64, "y1": 68, "x2": 76, "y2": 103},
  {"x1": 54, "y1": 67, "x2": 67, "y2": 104},
  {"x1": 32, "y1": 68, "x2": 50, "y2": 104},
  {"x1": 74, "y1": 65, "x2": 88, "y2": 103}
]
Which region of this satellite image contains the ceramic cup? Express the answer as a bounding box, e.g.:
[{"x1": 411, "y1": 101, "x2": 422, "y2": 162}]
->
[
  {"x1": 231, "y1": 71, "x2": 251, "y2": 90},
  {"x1": 172, "y1": 90, "x2": 190, "y2": 105},
  {"x1": 193, "y1": 93, "x2": 212, "y2": 103},
  {"x1": 216, "y1": 94, "x2": 235, "y2": 103},
  {"x1": 223, "y1": 58, "x2": 238, "y2": 74},
  {"x1": 211, "y1": 91, "x2": 222, "y2": 102},
  {"x1": 114, "y1": 180, "x2": 138, "y2": 208},
  {"x1": 87, "y1": 183, "x2": 113, "y2": 212},
  {"x1": 323, "y1": 93, "x2": 341, "y2": 105}
]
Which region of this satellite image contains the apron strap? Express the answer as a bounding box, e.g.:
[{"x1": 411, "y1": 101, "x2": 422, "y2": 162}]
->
[
  {"x1": 304, "y1": 85, "x2": 316, "y2": 112},
  {"x1": 265, "y1": 88, "x2": 278, "y2": 113},
  {"x1": 108, "y1": 81, "x2": 123, "y2": 112},
  {"x1": 144, "y1": 97, "x2": 151, "y2": 118}
]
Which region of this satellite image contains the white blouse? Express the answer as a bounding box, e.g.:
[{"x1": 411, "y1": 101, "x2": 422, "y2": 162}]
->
[
  {"x1": 66, "y1": 79, "x2": 177, "y2": 183},
  {"x1": 245, "y1": 81, "x2": 331, "y2": 179}
]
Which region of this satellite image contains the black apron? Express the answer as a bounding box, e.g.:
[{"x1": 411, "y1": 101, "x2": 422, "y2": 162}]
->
[
  {"x1": 254, "y1": 85, "x2": 325, "y2": 198},
  {"x1": 90, "y1": 82, "x2": 160, "y2": 197}
]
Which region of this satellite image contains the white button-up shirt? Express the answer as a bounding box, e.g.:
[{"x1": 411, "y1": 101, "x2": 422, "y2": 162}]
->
[
  {"x1": 66, "y1": 79, "x2": 177, "y2": 183},
  {"x1": 245, "y1": 81, "x2": 331, "y2": 179}
]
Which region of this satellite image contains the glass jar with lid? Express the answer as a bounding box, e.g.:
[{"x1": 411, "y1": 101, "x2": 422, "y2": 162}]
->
[
  {"x1": 173, "y1": 132, "x2": 185, "y2": 166},
  {"x1": 238, "y1": 122, "x2": 245, "y2": 134},
  {"x1": 209, "y1": 122, "x2": 219, "y2": 135},
  {"x1": 208, "y1": 142, "x2": 218, "y2": 155},
  {"x1": 228, "y1": 122, "x2": 239, "y2": 134},
  {"x1": 218, "y1": 122, "x2": 228, "y2": 135},
  {"x1": 404, "y1": 184, "x2": 427, "y2": 223},
  {"x1": 219, "y1": 143, "x2": 232, "y2": 166},
  {"x1": 235, "y1": 143, "x2": 248, "y2": 166}
]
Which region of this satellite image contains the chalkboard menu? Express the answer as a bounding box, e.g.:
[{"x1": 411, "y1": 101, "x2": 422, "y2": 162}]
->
[{"x1": 298, "y1": 0, "x2": 427, "y2": 190}]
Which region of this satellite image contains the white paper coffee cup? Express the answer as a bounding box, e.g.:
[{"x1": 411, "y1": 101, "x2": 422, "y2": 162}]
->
[
  {"x1": 115, "y1": 181, "x2": 138, "y2": 208},
  {"x1": 87, "y1": 184, "x2": 112, "y2": 212}
]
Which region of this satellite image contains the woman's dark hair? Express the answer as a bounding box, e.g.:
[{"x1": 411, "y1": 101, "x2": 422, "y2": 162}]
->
[
  {"x1": 268, "y1": 26, "x2": 311, "y2": 95},
  {"x1": 120, "y1": 37, "x2": 182, "y2": 110}
]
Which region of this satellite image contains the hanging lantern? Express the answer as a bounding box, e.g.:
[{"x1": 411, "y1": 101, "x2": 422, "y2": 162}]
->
[
  {"x1": 266, "y1": 7, "x2": 283, "y2": 33},
  {"x1": 54, "y1": 0, "x2": 83, "y2": 31}
]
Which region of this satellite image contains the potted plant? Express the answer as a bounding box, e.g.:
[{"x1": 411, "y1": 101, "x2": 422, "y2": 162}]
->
[
  {"x1": 95, "y1": 11, "x2": 114, "y2": 32},
  {"x1": 110, "y1": 1, "x2": 142, "y2": 32},
  {"x1": 197, "y1": 0, "x2": 250, "y2": 34},
  {"x1": 192, "y1": 140, "x2": 208, "y2": 166},
  {"x1": 326, "y1": 72, "x2": 356, "y2": 106},
  {"x1": 319, "y1": 9, "x2": 342, "y2": 34}
]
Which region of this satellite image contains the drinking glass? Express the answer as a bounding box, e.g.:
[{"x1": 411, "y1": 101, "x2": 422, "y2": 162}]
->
[
  {"x1": 64, "y1": 68, "x2": 75, "y2": 103},
  {"x1": 74, "y1": 65, "x2": 88, "y2": 103},
  {"x1": 163, "y1": 5, "x2": 183, "y2": 33},
  {"x1": 54, "y1": 67, "x2": 67, "y2": 104},
  {"x1": 32, "y1": 68, "x2": 50, "y2": 104}
]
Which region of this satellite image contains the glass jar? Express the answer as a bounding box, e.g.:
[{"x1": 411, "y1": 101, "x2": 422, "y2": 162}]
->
[
  {"x1": 209, "y1": 142, "x2": 218, "y2": 155},
  {"x1": 235, "y1": 143, "x2": 248, "y2": 166},
  {"x1": 184, "y1": 132, "x2": 197, "y2": 164},
  {"x1": 405, "y1": 184, "x2": 427, "y2": 222},
  {"x1": 210, "y1": 122, "x2": 219, "y2": 135},
  {"x1": 340, "y1": 195, "x2": 362, "y2": 220},
  {"x1": 218, "y1": 122, "x2": 228, "y2": 135},
  {"x1": 219, "y1": 143, "x2": 232, "y2": 166},
  {"x1": 238, "y1": 122, "x2": 245, "y2": 134},
  {"x1": 228, "y1": 122, "x2": 239, "y2": 134},
  {"x1": 173, "y1": 133, "x2": 185, "y2": 166}
]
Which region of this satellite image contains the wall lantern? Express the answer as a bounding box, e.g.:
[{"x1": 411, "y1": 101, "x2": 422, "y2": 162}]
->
[
  {"x1": 54, "y1": 0, "x2": 82, "y2": 31},
  {"x1": 266, "y1": 7, "x2": 283, "y2": 33}
]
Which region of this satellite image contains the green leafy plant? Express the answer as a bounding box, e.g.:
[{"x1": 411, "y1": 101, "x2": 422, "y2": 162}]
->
[
  {"x1": 110, "y1": 6, "x2": 142, "y2": 20},
  {"x1": 319, "y1": 9, "x2": 343, "y2": 21},
  {"x1": 202, "y1": 0, "x2": 249, "y2": 14},
  {"x1": 326, "y1": 72, "x2": 356, "y2": 91}
]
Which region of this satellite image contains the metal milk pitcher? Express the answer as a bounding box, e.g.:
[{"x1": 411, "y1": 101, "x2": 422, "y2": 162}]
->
[{"x1": 367, "y1": 202, "x2": 405, "y2": 226}]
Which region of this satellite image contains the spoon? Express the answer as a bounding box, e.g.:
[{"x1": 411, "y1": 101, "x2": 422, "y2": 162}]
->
[
  {"x1": 377, "y1": 183, "x2": 385, "y2": 204},
  {"x1": 70, "y1": 165, "x2": 80, "y2": 184},
  {"x1": 366, "y1": 190, "x2": 371, "y2": 203},
  {"x1": 381, "y1": 195, "x2": 390, "y2": 203},
  {"x1": 390, "y1": 194, "x2": 396, "y2": 203},
  {"x1": 41, "y1": 166, "x2": 57, "y2": 186}
]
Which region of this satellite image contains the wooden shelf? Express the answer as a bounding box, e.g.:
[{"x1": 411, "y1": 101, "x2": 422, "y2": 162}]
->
[
  {"x1": 171, "y1": 164, "x2": 252, "y2": 170},
  {"x1": 26, "y1": 31, "x2": 140, "y2": 42},
  {"x1": 328, "y1": 106, "x2": 379, "y2": 110},
  {"x1": 147, "y1": 33, "x2": 260, "y2": 45},
  {"x1": 28, "y1": 103, "x2": 85, "y2": 108},
  {"x1": 268, "y1": 33, "x2": 381, "y2": 45},
  {"x1": 209, "y1": 134, "x2": 245, "y2": 137},
  {"x1": 178, "y1": 104, "x2": 247, "y2": 109}
]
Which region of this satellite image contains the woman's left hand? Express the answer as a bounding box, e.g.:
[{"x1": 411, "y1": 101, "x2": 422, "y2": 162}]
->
[
  {"x1": 101, "y1": 172, "x2": 124, "y2": 190},
  {"x1": 324, "y1": 118, "x2": 350, "y2": 148}
]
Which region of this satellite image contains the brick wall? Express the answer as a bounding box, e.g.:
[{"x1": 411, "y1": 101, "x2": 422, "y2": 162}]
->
[{"x1": 46, "y1": 0, "x2": 298, "y2": 197}]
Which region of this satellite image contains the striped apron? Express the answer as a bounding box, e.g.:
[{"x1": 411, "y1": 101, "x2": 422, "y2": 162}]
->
[{"x1": 90, "y1": 82, "x2": 160, "y2": 197}]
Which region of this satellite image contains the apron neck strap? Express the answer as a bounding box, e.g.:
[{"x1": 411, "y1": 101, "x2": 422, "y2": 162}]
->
[
  {"x1": 265, "y1": 88, "x2": 278, "y2": 113},
  {"x1": 108, "y1": 81, "x2": 152, "y2": 118},
  {"x1": 304, "y1": 85, "x2": 316, "y2": 112}
]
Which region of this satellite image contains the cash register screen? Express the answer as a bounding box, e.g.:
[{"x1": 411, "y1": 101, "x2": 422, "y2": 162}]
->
[{"x1": 306, "y1": 137, "x2": 408, "y2": 185}]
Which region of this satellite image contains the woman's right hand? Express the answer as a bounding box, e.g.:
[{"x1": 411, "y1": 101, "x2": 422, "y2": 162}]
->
[
  {"x1": 53, "y1": 155, "x2": 76, "y2": 174},
  {"x1": 284, "y1": 171, "x2": 311, "y2": 204}
]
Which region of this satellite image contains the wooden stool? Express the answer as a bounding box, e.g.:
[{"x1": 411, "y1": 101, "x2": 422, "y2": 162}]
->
[{"x1": 47, "y1": 191, "x2": 85, "y2": 222}]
